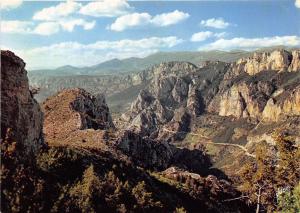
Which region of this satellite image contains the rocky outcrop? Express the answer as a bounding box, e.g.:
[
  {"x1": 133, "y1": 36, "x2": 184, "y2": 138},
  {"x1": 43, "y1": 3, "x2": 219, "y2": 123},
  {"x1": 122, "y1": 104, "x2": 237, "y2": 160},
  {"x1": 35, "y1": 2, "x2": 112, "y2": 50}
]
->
[
  {"x1": 1, "y1": 50, "x2": 44, "y2": 160},
  {"x1": 43, "y1": 88, "x2": 114, "y2": 143},
  {"x1": 208, "y1": 81, "x2": 275, "y2": 120},
  {"x1": 232, "y1": 50, "x2": 292, "y2": 75},
  {"x1": 122, "y1": 61, "x2": 229, "y2": 137},
  {"x1": 289, "y1": 50, "x2": 300, "y2": 72},
  {"x1": 262, "y1": 85, "x2": 300, "y2": 122},
  {"x1": 208, "y1": 49, "x2": 300, "y2": 122}
]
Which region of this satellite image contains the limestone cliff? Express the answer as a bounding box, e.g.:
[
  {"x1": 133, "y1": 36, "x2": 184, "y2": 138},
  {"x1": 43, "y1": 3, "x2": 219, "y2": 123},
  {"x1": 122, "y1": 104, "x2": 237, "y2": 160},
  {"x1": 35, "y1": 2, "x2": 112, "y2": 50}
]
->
[
  {"x1": 289, "y1": 50, "x2": 300, "y2": 72},
  {"x1": 122, "y1": 61, "x2": 229, "y2": 138},
  {"x1": 262, "y1": 85, "x2": 300, "y2": 122},
  {"x1": 1, "y1": 50, "x2": 44, "y2": 160},
  {"x1": 232, "y1": 49, "x2": 292, "y2": 75}
]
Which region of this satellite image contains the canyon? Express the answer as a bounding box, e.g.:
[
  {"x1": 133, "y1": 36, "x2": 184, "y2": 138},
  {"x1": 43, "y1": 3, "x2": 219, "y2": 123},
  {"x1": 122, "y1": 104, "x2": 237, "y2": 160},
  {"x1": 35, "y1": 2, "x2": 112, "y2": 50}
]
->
[{"x1": 1, "y1": 48, "x2": 299, "y2": 212}]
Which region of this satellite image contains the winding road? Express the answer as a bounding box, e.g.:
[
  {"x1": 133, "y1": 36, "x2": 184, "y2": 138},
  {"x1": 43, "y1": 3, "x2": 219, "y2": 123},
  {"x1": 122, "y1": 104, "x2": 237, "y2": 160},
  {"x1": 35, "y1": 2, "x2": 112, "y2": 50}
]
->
[{"x1": 162, "y1": 128, "x2": 256, "y2": 158}]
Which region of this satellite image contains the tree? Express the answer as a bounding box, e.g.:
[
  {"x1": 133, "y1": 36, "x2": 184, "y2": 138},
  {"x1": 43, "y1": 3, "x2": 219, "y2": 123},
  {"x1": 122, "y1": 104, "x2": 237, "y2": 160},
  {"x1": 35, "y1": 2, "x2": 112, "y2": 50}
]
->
[
  {"x1": 69, "y1": 164, "x2": 102, "y2": 212},
  {"x1": 239, "y1": 133, "x2": 300, "y2": 212},
  {"x1": 277, "y1": 181, "x2": 300, "y2": 213},
  {"x1": 132, "y1": 181, "x2": 162, "y2": 210},
  {"x1": 274, "y1": 133, "x2": 300, "y2": 189},
  {"x1": 239, "y1": 143, "x2": 277, "y2": 212}
]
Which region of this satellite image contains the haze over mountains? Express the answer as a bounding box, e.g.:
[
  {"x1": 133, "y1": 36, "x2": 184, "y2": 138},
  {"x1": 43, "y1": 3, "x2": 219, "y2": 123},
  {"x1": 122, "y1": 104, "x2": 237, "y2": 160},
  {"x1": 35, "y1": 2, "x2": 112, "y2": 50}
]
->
[{"x1": 29, "y1": 50, "x2": 252, "y2": 76}]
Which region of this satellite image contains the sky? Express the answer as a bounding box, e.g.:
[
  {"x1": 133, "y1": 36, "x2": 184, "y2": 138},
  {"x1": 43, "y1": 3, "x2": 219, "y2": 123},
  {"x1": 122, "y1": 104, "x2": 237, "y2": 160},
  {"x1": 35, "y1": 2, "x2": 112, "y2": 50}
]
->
[{"x1": 1, "y1": 0, "x2": 300, "y2": 69}]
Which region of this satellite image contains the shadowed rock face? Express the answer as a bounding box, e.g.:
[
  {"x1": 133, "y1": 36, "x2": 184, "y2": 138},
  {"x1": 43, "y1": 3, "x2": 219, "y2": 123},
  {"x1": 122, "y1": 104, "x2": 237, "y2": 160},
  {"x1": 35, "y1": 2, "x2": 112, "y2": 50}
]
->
[
  {"x1": 42, "y1": 88, "x2": 114, "y2": 143},
  {"x1": 1, "y1": 50, "x2": 44, "y2": 160}
]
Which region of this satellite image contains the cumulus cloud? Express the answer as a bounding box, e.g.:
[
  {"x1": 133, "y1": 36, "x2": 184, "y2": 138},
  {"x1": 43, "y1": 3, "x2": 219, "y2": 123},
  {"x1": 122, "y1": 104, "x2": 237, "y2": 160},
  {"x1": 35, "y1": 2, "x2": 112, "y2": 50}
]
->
[
  {"x1": 79, "y1": 0, "x2": 133, "y2": 17},
  {"x1": 109, "y1": 10, "x2": 189, "y2": 31},
  {"x1": 190, "y1": 31, "x2": 227, "y2": 42},
  {"x1": 2, "y1": 18, "x2": 95, "y2": 36},
  {"x1": 200, "y1": 18, "x2": 231, "y2": 29},
  {"x1": 59, "y1": 19, "x2": 96, "y2": 32},
  {"x1": 296, "y1": 0, "x2": 300, "y2": 8},
  {"x1": 1, "y1": 0, "x2": 22, "y2": 10},
  {"x1": 1, "y1": 20, "x2": 33, "y2": 34},
  {"x1": 10, "y1": 36, "x2": 183, "y2": 69},
  {"x1": 200, "y1": 36, "x2": 300, "y2": 50},
  {"x1": 151, "y1": 10, "x2": 190, "y2": 26},
  {"x1": 110, "y1": 13, "x2": 152, "y2": 31},
  {"x1": 1, "y1": 20, "x2": 60, "y2": 36},
  {"x1": 33, "y1": 0, "x2": 81, "y2": 21},
  {"x1": 33, "y1": 22, "x2": 60, "y2": 36}
]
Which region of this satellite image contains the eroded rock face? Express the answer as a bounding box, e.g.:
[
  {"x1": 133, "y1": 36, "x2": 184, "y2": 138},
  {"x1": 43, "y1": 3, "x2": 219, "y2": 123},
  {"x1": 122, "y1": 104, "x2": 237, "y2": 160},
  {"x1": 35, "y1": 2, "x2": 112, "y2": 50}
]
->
[
  {"x1": 123, "y1": 61, "x2": 229, "y2": 137},
  {"x1": 233, "y1": 50, "x2": 292, "y2": 75},
  {"x1": 1, "y1": 50, "x2": 44, "y2": 160},
  {"x1": 123, "y1": 49, "x2": 300, "y2": 145},
  {"x1": 208, "y1": 81, "x2": 275, "y2": 120},
  {"x1": 43, "y1": 88, "x2": 114, "y2": 143},
  {"x1": 289, "y1": 50, "x2": 300, "y2": 72},
  {"x1": 262, "y1": 85, "x2": 300, "y2": 122}
]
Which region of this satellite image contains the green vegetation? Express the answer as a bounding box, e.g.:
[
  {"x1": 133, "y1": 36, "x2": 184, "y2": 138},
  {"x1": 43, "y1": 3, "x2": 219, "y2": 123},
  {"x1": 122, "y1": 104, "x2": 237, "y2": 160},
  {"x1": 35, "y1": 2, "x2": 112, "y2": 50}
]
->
[
  {"x1": 239, "y1": 133, "x2": 300, "y2": 213},
  {"x1": 277, "y1": 182, "x2": 300, "y2": 213}
]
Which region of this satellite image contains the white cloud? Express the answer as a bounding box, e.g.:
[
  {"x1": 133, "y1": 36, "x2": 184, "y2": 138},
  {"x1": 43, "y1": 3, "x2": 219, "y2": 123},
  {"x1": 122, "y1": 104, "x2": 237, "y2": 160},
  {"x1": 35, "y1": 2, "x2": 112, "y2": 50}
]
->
[
  {"x1": 109, "y1": 13, "x2": 152, "y2": 31},
  {"x1": 88, "y1": 36, "x2": 183, "y2": 50},
  {"x1": 1, "y1": 20, "x2": 33, "y2": 33},
  {"x1": 296, "y1": 0, "x2": 300, "y2": 8},
  {"x1": 79, "y1": 0, "x2": 133, "y2": 17},
  {"x1": 191, "y1": 31, "x2": 213, "y2": 42},
  {"x1": 1, "y1": 0, "x2": 22, "y2": 10},
  {"x1": 200, "y1": 18, "x2": 230, "y2": 29},
  {"x1": 33, "y1": 22, "x2": 60, "y2": 36},
  {"x1": 9, "y1": 37, "x2": 183, "y2": 69},
  {"x1": 200, "y1": 36, "x2": 300, "y2": 51},
  {"x1": 109, "y1": 10, "x2": 190, "y2": 31},
  {"x1": 214, "y1": 32, "x2": 227, "y2": 38},
  {"x1": 151, "y1": 10, "x2": 190, "y2": 26},
  {"x1": 2, "y1": 18, "x2": 95, "y2": 35},
  {"x1": 59, "y1": 19, "x2": 96, "y2": 31},
  {"x1": 33, "y1": 0, "x2": 81, "y2": 21},
  {"x1": 190, "y1": 31, "x2": 226, "y2": 42}
]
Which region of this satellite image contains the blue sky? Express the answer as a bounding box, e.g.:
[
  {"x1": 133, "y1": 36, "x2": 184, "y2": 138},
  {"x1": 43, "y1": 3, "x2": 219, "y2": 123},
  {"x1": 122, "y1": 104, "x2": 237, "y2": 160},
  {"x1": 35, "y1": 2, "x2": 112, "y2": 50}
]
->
[{"x1": 1, "y1": 0, "x2": 300, "y2": 69}]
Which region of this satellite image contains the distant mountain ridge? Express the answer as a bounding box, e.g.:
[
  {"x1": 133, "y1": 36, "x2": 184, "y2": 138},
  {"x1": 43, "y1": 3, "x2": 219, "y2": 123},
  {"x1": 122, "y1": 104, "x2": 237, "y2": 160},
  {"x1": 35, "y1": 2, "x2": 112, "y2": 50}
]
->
[{"x1": 29, "y1": 50, "x2": 252, "y2": 76}]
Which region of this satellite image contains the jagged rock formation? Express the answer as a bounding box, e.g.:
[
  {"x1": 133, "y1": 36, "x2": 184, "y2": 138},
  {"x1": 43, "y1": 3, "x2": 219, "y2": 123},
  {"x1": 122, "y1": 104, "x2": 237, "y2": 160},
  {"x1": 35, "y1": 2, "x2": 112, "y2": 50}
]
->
[
  {"x1": 122, "y1": 49, "x2": 300, "y2": 175},
  {"x1": 1, "y1": 50, "x2": 44, "y2": 160},
  {"x1": 231, "y1": 49, "x2": 300, "y2": 75},
  {"x1": 122, "y1": 61, "x2": 229, "y2": 139},
  {"x1": 42, "y1": 88, "x2": 114, "y2": 144},
  {"x1": 262, "y1": 85, "x2": 300, "y2": 122},
  {"x1": 289, "y1": 50, "x2": 300, "y2": 72},
  {"x1": 124, "y1": 50, "x2": 300, "y2": 136}
]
